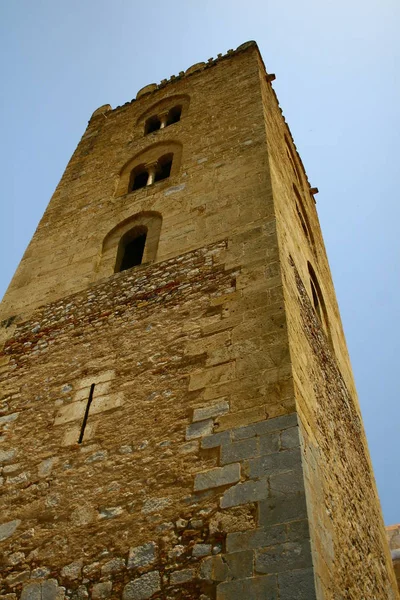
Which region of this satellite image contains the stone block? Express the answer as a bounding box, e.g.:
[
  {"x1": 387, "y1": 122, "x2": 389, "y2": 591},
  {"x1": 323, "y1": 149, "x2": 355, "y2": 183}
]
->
[
  {"x1": 61, "y1": 559, "x2": 83, "y2": 580},
  {"x1": 226, "y1": 525, "x2": 286, "y2": 553},
  {"x1": 188, "y1": 362, "x2": 235, "y2": 391},
  {"x1": 122, "y1": 571, "x2": 161, "y2": 600},
  {"x1": 0, "y1": 519, "x2": 21, "y2": 541},
  {"x1": 91, "y1": 582, "x2": 112, "y2": 600},
  {"x1": 220, "y1": 478, "x2": 268, "y2": 508},
  {"x1": 128, "y1": 542, "x2": 157, "y2": 569},
  {"x1": 258, "y1": 494, "x2": 308, "y2": 528},
  {"x1": 169, "y1": 568, "x2": 195, "y2": 584},
  {"x1": 247, "y1": 447, "x2": 301, "y2": 479},
  {"x1": 255, "y1": 540, "x2": 312, "y2": 574},
  {"x1": 231, "y1": 424, "x2": 257, "y2": 441},
  {"x1": 192, "y1": 543, "x2": 212, "y2": 557},
  {"x1": 20, "y1": 584, "x2": 41, "y2": 600},
  {"x1": 193, "y1": 400, "x2": 229, "y2": 422},
  {"x1": 186, "y1": 419, "x2": 213, "y2": 440},
  {"x1": 220, "y1": 438, "x2": 258, "y2": 465},
  {"x1": 0, "y1": 449, "x2": 16, "y2": 464},
  {"x1": 278, "y1": 568, "x2": 317, "y2": 600},
  {"x1": 42, "y1": 579, "x2": 65, "y2": 600},
  {"x1": 200, "y1": 556, "x2": 229, "y2": 582},
  {"x1": 269, "y1": 469, "x2": 305, "y2": 496},
  {"x1": 258, "y1": 432, "x2": 280, "y2": 455},
  {"x1": 216, "y1": 575, "x2": 278, "y2": 600},
  {"x1": 223, "y1": 550, "x2": 254, "y2": 579},
  {"x1": 280, "y1": 426, "x2": 300, "y2": 449},
  {"x1": 201, "y1": 431, "x2": 231, "y2": 449},
  {"x1": 254, "y1": 413, "x2": 297, "y2": 435},
  {"x1": 194, "y1": 463, "x2": 240, "y2": 491},
  {"x1": 101, "y1": 557, "x2": 125, "y2": 575}
]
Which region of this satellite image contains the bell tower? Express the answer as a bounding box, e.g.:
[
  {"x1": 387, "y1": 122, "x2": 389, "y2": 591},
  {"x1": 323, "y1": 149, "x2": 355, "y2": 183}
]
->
[{"x1": 0, "y1": 42, "x2": 397, "y2": 600}]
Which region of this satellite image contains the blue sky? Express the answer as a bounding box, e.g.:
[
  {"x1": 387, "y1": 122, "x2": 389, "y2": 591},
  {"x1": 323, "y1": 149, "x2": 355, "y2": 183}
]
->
[{"x1": 0, "y1": 0, "x2": 399, "y2": 524}]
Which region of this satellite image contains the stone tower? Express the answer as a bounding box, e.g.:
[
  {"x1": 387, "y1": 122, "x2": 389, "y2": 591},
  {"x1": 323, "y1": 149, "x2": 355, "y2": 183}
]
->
[{"x1": 0, "y1": 42, "x2": 397, "y2": 600}]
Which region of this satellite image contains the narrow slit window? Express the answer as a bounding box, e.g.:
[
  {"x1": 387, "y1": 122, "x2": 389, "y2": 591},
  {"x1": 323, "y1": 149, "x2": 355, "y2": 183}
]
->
[
  {"x1": 130, "y1": 165, "x2": 148, "y2": 191},
  {"x1": 154, "y1": 153, "x2": 173, "y2": 182},
  {"x1": 145, "y1": 115, "x2": 161, "y2": 135},
  {"x1": 78, "y1": 383, "x2": 95, "y2": 444},
  {"x1": 115, "y1": 226, "x2": 148, "y2": 272},
  {"x1": 166, "y1": 106, "x2": 182, "y2": 126}
]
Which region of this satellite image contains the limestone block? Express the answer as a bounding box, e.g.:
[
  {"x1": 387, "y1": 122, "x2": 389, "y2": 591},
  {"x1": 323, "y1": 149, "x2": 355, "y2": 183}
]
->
[
  {"x1": 194, "y1": 464, "x2": 240, "y2": 491},
  {"x1": 220, "y1": 479, "x2": 268, "y2": 508},
  {"x1": 193, "y1": 400, "x2": 229, "y2": 422},
  {"x1": 0, "y1": 519, "x2": 21, "y2": 541},
  {"x1": 128, "y1": 542, "x2": 157, "y2": 569}
]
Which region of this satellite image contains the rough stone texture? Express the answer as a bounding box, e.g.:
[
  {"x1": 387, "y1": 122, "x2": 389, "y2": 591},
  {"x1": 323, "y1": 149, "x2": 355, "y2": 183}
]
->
[
  {"x1": 387, "y1": 525, "x2": 400, "y2": 591},
  {"x1": 122, "y1": 571, "x2": 161, "y2": 600},
  {"x1": 194, "y1": 464, "x2": 241, "y2": 492},
  {"x1": 127, "y1": 543, "x2": 157, "y2": 569},
  {"x1": 0, "y1": 41, "x2": 397, "y2": 600}
]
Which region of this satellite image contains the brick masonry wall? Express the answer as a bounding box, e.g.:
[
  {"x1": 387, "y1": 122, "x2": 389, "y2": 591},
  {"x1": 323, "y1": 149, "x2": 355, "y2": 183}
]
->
[{"x1": 1, "y1": 241, "x2": 313, "y2": 600}]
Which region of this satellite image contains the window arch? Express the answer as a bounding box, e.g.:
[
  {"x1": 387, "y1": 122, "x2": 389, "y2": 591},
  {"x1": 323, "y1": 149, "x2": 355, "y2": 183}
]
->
[
  {"x1": 137, "y1": 95, "x2": 189, "y2": 136},
  {"x1": 293, "y1": 184, "x2": 315, "y2": 250},
  {"x1": 116, "y1": 141, "x2": 182, "y2": 197},
  {"x1": 98, "y1": 212, "x2": 162, "y2": 277},
  {"x1": 308, "y1": 262, "x2": 330, "y2": 339},
  {"x1": 116, "y1": 225, "x2": 148, "y2": 272}
]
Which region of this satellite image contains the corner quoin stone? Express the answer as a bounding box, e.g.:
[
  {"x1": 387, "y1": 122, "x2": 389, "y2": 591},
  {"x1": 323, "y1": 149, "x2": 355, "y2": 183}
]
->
[{"x1": 194, "y1": 463, "x2": 241, "y2": 491}]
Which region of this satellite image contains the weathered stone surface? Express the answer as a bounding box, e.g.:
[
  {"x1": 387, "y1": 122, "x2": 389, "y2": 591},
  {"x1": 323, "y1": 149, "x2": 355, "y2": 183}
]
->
[
  {"x1": 169, "y1": 568, "x2": 195, "y2": 584},
  {"x1": 141, "y1": 497, "x2": 171, "y2": 514},
  {"x1": 193, "y1": 400, "x2": 229, "y2": 422},
  {"x1": 201, "y1": 431, "x2": 231, "y2": 449},
  {"x1": 42, "y1": 579, "x2": 65, "y2": 600},
  {"x1": 194, "y1": 464, "x2": 240, "y2": 491},
  {"x1": 247, "y1": 447, "x2": 301, "y2": 479},
  {"x1": 220, "y1": 438, "x2": 258, "y2": 465},
  {"x1": 226, "y1": 525, "x2": 285, "y2": 553},
  {"x1": 61, "y1": 559, "x2": 83, "y2": 580},
  {"x1": 122, "y1": 571, "x2": 161, "y2": 600},
  {"x1": 0, "y1": 449, "x2": 16, "y2": 464},
  {"x1": 128, "y1": 542, "x2": 157, "y2": 569},
  {"x1": 91, "y1": 582, "x2": 112, "y2": 600},
  {"x1": 192, "y1": 543, "x2": 212, "y2": 557},
  {"x1": 20, "y1": 583, "x2": 41, "y2": 600},
  {"x1": 255, "y1": 540, "x2": 312, "y2": 574},
  {"x1": 185, "y1": 419, "x2": 213, "y2": 440},
  {"x1": 0, "y1": 519, "x2": 21, "y2": 541},
  {"x1": 216, "y1": 575, "x2": 278, "y2": 600},
  {"x1": 258, "y1": 493, "x2": 308, "y2": 526},
  {"x1": 6, "y1": 570, "x2": 30, "y2": 586},
  {"x1": 38, "y1": 457, "x2": 58, "y2": 478},
  {"x1": 101, "y1": 557, "x2": 125, "y2": 575},
  {"x1": 278, "y1": 567, "x2": 317, "y2": 600},
  {"x1": 220, "y1": 479, "x2": 268, "y2": 508}
]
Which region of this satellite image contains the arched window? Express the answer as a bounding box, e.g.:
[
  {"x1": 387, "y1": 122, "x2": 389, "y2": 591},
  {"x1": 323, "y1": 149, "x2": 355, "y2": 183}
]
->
[
  {"x1": 154, "y1": 154, "x2": 173, "y2": 182},
  {"x1": 145, "y1": 115, "x2": 161, "y2": 135},
  {"x1": 308, "y1": 262, "x2": 330, "y2": 339},
  {"x1": 166, "y1": 105, "x2": 182, "y2": 126},
  {"x1": 98, "y1": 212, "x2": 162, "y2": 278},
  {"x1": 115, "y1": 226, "x2": 148, "y2": 272},
  {"x1": 293, "y1": 184, "x2": 315, "y2": 250},
  {"x1": 138, "y1": 95, "x2": 189, "y2": 136},
  {"x1": 115, "y1": 142, "x2": 182, "y2": 198},
  {"x1": 130, "y1": 164, "x2": 148, "y2": 191}
]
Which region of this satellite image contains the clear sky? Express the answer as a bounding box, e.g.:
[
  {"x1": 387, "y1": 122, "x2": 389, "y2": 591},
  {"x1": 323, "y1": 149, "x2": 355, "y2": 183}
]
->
[{"x1": 0, "y1": 0, "x2": 399, "y2": 524}]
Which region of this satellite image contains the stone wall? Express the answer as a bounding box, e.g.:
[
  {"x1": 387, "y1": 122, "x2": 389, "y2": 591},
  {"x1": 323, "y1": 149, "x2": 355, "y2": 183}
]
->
[
  {"x1": 257, "y1": 50, "x2": 399, "y2": 598},
  {"x1": 1, "y1": 41, "x2": 397, "y2": 599}
]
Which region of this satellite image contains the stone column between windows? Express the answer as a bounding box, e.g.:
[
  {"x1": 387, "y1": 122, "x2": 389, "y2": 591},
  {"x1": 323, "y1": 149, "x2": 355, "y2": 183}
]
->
[
  {"x1": 159, "y1": 111, "x2": 169, "y2": 129},
  {"x1": 145, "y1": 161, "x2": 159, "y2": 186}
]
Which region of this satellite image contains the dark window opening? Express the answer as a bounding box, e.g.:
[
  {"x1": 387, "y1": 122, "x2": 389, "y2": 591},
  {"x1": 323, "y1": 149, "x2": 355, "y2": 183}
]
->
[
  {"x1": 130, "y1": 166, "x2": 148, "y2": 191},
  {"x1": 145, "y1": 115, "x2": 161, "y2": 135},
  {"x1": 293, "y1": 185, "x2": 315, "y2": 250},
  {"x1": 78, "y1": 383, "x2": 95, "y2": 444},
  {"x1": 154, "y1": 154, "x2": 173, "y2": 182},
  {"x1": 118, "y1": 228, "x2": 147, "y2": 272},
  {"x1": 166, "y1": 106, "x2": 182, "y2": 126}
]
